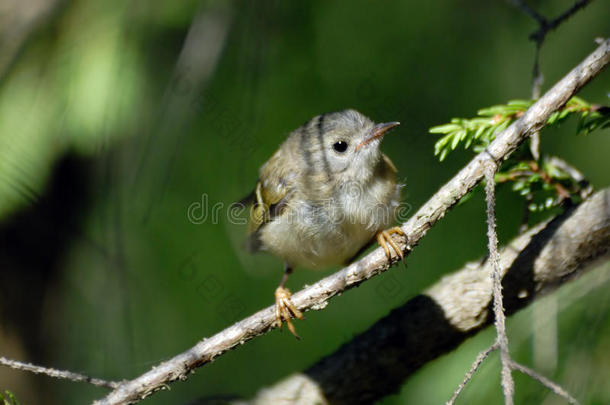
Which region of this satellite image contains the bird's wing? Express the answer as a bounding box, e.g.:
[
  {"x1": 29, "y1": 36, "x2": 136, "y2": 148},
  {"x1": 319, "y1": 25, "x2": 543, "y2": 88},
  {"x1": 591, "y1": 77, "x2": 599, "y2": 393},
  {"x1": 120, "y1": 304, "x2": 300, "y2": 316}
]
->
[{"x1": 244, "y1": 148, "x2": 297, "y2": 252}]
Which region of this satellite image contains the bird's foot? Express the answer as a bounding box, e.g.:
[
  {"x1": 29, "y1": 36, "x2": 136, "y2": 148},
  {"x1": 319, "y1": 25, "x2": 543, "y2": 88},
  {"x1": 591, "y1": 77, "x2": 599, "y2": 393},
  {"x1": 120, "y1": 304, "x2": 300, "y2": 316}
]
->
[
  {"x1": 274, "y1": 286, "x2": 303, "y2": 339},
  {"x1": 376, "y1": 226, "x2": 407, "y2": 263}
]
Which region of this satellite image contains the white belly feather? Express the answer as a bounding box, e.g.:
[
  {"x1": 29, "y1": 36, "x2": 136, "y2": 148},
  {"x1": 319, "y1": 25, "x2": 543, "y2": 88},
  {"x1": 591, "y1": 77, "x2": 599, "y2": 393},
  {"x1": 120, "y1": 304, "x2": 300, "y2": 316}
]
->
[{"x1": 259, "y1": 179, "x2": 401, "y2": 269}]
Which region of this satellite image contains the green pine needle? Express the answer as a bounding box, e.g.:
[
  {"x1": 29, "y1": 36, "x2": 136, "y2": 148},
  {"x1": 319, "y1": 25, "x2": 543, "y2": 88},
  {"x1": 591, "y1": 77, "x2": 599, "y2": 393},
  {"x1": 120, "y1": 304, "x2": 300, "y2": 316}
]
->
[
  {"x1": 0, "y1": 391, "x2": 20, "y2": 405},
  {"x1": 429, "y1": 96, "x2": 606, "y2": 214},
  {"x1": 429, "y1": 97, "x2": 608, "y2": 162}
]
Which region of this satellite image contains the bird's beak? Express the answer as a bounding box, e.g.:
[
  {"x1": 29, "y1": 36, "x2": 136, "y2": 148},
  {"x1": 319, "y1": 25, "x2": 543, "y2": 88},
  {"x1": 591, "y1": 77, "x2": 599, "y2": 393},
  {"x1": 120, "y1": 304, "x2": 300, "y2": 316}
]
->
[{"x1": 355, "y1": 121, "x2": 400, "y2": 151}]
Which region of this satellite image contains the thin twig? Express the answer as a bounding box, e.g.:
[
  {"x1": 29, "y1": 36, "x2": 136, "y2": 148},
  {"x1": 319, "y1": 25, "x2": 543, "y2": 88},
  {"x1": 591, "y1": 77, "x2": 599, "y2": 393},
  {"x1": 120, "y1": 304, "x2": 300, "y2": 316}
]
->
[
  {"x1": 506, "y1": 0, "x2": 546, "y2": 25},
  {"x1": 484, "y1": 162, "x2": 514, "y2": 405},
  {"x1": 529, "y1": 46, "x2": 543, "y2": 160},
  {"x1": 510, "y1": 361, "x2": 581, "y2": 405},
  {"x1": 546, "y1": 156, "x2": 593, "y2": 199},
  {"x1": 529, "y1": 0, "x2": 593, "y2": 44},
  {"x1": 0, "y1": 356, "x2": 121, "y2": 389},
  {"x1": 527, "y1": 161, "x2": 572, "y2": 200},
  {"x1": 508, "y1": 1, "x2": 594, "y2": 161},
  {"x1": 94, "y1": 40, "x2": 610, "y2": 405},
  {"x1": 508, "y1": 0, "x2": 593, "y2": 44},
  {"x1": 519, "y1": 194, "x2": 532, "y2": 233},
  {"x1": 446, "y1": 343, "x2": 500, "y2": 405}
]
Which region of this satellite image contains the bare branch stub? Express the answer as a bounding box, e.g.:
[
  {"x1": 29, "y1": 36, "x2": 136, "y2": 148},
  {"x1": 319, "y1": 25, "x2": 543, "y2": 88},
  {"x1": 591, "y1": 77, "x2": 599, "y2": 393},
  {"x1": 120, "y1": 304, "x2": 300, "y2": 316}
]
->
[
  {"x1": 446, "y1": 343, "x2": 499, "y2": 405},
  {"x1": 511, "y1": 361, "x2": 581, "y2": 405},
  {"x1": 0, "y1": 356, "x2": 120, "y2": 389}
]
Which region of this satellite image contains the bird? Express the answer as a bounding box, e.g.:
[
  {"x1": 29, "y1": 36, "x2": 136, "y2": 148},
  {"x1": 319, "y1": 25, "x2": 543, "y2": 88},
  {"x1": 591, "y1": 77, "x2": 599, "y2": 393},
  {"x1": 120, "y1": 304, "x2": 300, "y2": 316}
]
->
[{"x1": 241, "y1": 109, "x2": 406, "y2": 337}]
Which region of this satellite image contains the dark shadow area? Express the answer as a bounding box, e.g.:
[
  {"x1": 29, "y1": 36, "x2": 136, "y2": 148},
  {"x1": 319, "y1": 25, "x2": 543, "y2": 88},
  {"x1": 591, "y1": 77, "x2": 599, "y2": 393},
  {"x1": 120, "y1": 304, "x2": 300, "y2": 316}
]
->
[
  {"x1": 0, "y1": 153, "x2": 93, "y2": 361},
  {"x1": 307, "y1": 294, "x2": 466, "y2": 404},
  {"x1": 500, "y1": 205, "x2": 573, "y2": 314}
]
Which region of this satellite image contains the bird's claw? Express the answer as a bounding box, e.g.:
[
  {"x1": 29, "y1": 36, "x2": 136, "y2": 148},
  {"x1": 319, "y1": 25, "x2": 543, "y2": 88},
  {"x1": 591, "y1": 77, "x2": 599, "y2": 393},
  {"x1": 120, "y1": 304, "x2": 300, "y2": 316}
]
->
[
  {"x1": 376, "y1": 226, "x2": 407, "y2": 263},
  {"x1": 274, "y1": 287, "x2": 303, "y2": 339}
]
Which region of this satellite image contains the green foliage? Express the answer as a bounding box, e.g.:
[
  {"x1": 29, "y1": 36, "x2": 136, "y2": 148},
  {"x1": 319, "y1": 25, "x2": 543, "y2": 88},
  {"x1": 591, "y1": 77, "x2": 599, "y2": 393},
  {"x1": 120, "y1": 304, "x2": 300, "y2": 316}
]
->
[
  {"x1": 0, "y1": 391, "x2": 19, "y2": 405},
  {"x1": 430, "y1": 97, "x2": 609, "y2": 162},
  {"x1": 431, "y1": 97, "x2": 608, "y2": 213},
  {"x1": 496, "y1": 158, "x2": 588, "y2": 212}
]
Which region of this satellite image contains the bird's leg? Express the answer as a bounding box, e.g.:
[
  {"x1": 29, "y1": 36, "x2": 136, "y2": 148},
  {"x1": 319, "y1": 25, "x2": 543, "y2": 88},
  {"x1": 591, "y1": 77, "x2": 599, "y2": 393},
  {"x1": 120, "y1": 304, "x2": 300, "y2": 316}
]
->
[
  {"x1": 274, "y1": 263, "x2": 303, "y2": 339},
  {"x1": 376, "y1": 226, "x2": 407, "y2": 263}
]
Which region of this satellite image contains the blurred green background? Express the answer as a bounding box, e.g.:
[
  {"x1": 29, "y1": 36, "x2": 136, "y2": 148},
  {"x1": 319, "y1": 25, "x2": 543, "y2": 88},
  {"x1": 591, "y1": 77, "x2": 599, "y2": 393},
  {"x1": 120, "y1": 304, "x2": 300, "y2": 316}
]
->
[{"x1": 0, "y1": 0, "x2": 609, "y2": 404}]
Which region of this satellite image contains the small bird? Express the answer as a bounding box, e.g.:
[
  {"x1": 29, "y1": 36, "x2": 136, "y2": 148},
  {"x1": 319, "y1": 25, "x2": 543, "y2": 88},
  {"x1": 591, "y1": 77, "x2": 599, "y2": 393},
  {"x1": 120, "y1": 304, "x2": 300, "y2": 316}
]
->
[{"x1": 242, "y1": 109, "x2": 406, "y2": 337}]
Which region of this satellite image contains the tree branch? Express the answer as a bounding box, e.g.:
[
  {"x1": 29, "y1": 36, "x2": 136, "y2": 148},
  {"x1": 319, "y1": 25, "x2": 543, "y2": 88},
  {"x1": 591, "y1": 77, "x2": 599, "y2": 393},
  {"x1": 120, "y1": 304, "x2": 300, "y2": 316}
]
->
[
  {"x1": 461, "y1": 160, "x2": 579, "y2": 405},
  {"x1": 510, "y1": 361, "x2": 580, "y2": 405},
  {"x1": 93, "y1": 39, "x2": 610, "y2": 405},
  {"x1": 506, "y1": 0, "x2": 594, "y2": 45},
  {"x1": 483, "y1": 162, "x2": 514, "y2": 405},
  {"x1": 529, "y1": 0, "x2": 593, "y2": 44},
  {"x1": 0, "y1": 356, "x2": 121, "y2": 389},
  {"x1": 240, "y1": 188, "x2": 609, "y2": 405},
  {"x1": 507, "y1": 0, "x2": 594, "y2": 160},
  {"x1": 447, "y1": 343, "x2": 499, "y2": 405}
]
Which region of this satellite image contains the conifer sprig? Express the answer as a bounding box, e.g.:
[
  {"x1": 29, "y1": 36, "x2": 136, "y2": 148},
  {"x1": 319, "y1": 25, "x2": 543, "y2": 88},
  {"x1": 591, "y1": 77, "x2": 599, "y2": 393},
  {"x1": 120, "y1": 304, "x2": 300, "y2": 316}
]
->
[
  {"x1": 430, "y1": 97, "x2": 608, "y2": 213},
  {"x1": 430, "y1": 97, "x2": 609, "y2": 162}
]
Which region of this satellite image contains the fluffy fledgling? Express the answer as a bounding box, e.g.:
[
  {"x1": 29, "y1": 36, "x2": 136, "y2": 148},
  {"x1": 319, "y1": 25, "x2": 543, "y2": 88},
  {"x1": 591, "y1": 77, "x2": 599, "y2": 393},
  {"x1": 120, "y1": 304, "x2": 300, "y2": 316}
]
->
[{"x1": 243, "y1": 109, "x2": 405, "y2": 336}]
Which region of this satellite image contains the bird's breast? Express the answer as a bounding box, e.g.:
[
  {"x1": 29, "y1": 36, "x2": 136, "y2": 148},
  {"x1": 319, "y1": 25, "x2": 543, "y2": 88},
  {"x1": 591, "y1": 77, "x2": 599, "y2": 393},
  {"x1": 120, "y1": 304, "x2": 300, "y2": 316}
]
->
[{"x1": 258, "y1": 177, "x2": 400, "y2": 270}]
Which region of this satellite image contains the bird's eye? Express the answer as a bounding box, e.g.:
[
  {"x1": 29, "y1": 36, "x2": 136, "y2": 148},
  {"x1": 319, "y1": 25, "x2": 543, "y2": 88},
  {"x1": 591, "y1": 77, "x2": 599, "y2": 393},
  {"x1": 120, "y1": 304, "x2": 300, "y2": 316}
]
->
[{"x1": 333, "y1": 141, "x2": 348, "y2": 153}]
